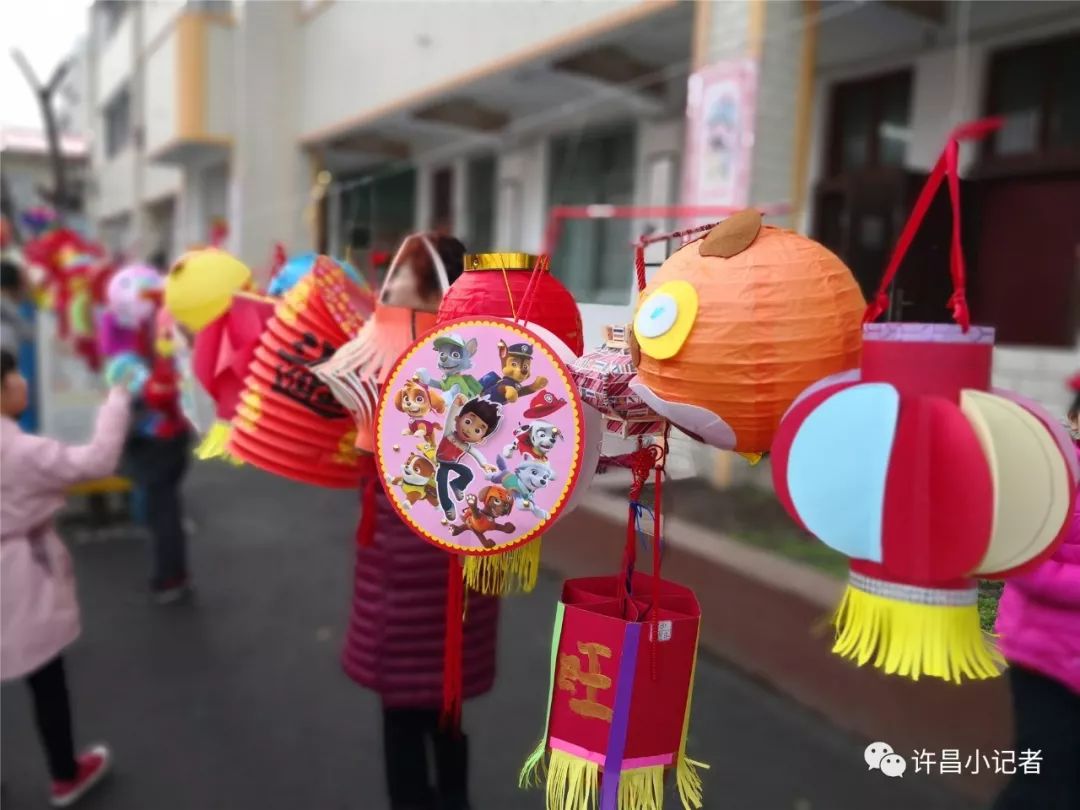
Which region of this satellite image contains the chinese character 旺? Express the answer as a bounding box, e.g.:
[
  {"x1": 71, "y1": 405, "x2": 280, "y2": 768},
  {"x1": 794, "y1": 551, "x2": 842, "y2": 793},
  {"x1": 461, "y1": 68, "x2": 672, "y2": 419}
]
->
[
  {"x1": 913, "y1": 749, "x2": 937, "y2": 774},
  {"x1": 939, "y1": 749, "x2": 962, "y2": 775},
  {"x1": 992, "y1": 749, "x2": 1016, "y2": 775},
  {"x1": 1018, "y1": 749, "x2": 1042, "y2": 775},
  {"x1": 557, "y1": 641, "x2": 613, "y2": 723}
]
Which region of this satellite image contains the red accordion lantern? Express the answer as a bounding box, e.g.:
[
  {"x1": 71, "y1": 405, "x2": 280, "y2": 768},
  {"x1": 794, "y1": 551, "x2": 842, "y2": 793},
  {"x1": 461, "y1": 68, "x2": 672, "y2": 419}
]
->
[
  {"x1": 437, "y1": 252, "x2": 584, "y2": 356},
  {"x1": 771, "y1": 118, "x2": 1078, "y2": 683},
  {"x1": 228, "y1": 258, "x2": 367, "y2": 488},
  {"x1": 569, "y1": 324, "x2": 664, "y2": 438}
]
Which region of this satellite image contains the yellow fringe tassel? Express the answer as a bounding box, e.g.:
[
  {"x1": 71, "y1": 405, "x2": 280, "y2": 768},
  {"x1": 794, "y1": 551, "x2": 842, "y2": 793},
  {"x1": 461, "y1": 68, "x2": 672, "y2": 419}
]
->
[
  {"x1": 546, "y1": 749, "x2": 598, "y2": 810},
  {"x1": 832, "y1": 583, "x2": 1004, "y2": 683},
  {"x1": 675, "y1": 623, "x2": 708, "y2": 810},
  {"x1": 617, "y1": 765, "x2": 664, "y2": 810},
  {"x1": 194, "y1": 421, "x2": 243, "y2": 466},
  {"x1": 464, "y1": 537, "x2": 541, "y2": 596}
]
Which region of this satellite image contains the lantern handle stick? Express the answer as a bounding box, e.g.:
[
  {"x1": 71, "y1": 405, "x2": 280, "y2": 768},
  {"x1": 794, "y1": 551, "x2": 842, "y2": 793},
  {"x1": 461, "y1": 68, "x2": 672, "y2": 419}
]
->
[{"x1": 862, "y1": 117, "x2": 1003, "y2": 331}]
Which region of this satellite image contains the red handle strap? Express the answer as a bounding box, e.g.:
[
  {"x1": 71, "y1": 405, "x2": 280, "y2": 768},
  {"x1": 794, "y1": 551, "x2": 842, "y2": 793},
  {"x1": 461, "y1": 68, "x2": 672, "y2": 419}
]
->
[
  {"x1": 516, "y1": 253, "x2": 550, "y2": 328},
  {"x1": 633, "y1": 220, "x2": 719, "y2": 294},
  {"x1": 862, "y1": 117, "x2": 1003, "y2": 331}
]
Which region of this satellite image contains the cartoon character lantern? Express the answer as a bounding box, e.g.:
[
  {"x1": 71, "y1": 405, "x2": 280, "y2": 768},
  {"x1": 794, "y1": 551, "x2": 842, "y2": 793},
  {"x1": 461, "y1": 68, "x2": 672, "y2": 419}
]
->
[
  {"x1": 437, "y1": 252, "x2": 584, "y2": 356},
  {"x1": 770, "y1": 117, "x2": 1077, "y2": 683},
  {"x1": 629, "y1": 210, "x2": 864, "y2": 456},
  {"x1": 374, "y1": 318, "x2": 601, "y2": 596},
  {"x1": 99, "y1": 264, "x2": 161, "y2": 357}
]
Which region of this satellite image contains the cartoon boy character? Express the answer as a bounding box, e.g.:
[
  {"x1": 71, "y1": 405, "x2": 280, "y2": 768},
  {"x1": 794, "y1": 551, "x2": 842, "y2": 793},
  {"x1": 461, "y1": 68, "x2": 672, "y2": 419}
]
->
[
  {"x1": 416, "y1": 333, "x2": 482, "y2": 398},
  {"x1": 479, "y1": 340, "x2": 548, "y2": 404},
  {"x1": 435, "y1": 394, "x2": 502, "y2": 521},
  {"x1": 393, "y1": 378, "x2": 445, "y2": 445}
]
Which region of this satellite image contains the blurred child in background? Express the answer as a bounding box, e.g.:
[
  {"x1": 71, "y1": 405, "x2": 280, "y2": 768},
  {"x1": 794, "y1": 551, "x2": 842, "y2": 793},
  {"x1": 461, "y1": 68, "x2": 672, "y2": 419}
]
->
[
  {"x1": 992, "y1": 378, "x2": 1080, "y2": 810},
  {"x1": 1, "y1": 349, "x2": 130, "y2": 806}
]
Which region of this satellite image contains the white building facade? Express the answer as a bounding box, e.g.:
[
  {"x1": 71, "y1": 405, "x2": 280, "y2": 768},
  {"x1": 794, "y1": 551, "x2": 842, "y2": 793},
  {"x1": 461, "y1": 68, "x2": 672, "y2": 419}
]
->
[{"x1": 85, "y1": 0, "x2": 1078, "y2": 439}]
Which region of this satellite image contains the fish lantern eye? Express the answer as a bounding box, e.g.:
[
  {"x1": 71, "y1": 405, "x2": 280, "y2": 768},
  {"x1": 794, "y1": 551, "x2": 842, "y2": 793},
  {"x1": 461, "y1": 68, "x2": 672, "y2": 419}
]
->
[{"x1": 633, "y1": 280, "x2": 698, "y2": 360}]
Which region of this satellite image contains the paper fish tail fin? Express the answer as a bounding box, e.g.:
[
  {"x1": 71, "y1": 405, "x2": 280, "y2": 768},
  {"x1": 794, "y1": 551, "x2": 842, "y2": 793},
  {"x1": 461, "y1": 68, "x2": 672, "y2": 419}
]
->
[
  {"x1": 831, "y1": 578, "x2": 1004, "y2": 684},
  {"x1": 194, "y1": 420, "x2": 243, "y2": 465},
  {"x1": 463, "y1": 538, "x2": 540, "y2": 596}
]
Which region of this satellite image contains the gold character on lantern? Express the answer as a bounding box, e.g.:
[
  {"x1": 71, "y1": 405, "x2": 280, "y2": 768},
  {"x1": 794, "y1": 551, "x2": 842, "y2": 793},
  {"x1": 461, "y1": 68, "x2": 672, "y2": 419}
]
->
[{"x1": 558, "y1": 641, "x2": 613, "y2": 722}]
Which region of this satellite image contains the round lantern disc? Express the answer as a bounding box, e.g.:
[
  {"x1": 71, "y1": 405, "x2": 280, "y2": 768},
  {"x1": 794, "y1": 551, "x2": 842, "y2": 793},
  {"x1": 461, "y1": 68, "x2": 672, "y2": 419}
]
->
[{"x1": 375, "y1": 317, "x2": 587, "y2": 556}]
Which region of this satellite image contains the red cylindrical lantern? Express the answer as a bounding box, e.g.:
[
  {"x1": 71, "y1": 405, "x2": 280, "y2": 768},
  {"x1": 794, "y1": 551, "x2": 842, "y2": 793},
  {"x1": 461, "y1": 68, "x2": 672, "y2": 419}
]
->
[
  {"x1": 437, "y1": 252, "x2": 584, "y2": 356},
  {"x1": 228, "y1": 258, "x2": 365, "y2": 488},
  {"x1": 770, "y1": 119, "x2": 1077, "y2": 683}
]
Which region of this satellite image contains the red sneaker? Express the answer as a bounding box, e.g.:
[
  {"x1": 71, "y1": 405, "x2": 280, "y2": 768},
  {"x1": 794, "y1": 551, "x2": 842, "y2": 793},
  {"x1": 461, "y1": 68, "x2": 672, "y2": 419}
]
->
[{"x1": 50, "y1": 744, "x2": 111, "y2": 807}]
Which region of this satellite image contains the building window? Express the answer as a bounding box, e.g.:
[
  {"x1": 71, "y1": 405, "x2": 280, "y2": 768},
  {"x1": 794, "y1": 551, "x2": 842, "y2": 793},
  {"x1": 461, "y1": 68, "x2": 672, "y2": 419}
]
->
[
  {"x1": 337, "y1": 169, "x2": 416, "y2": 259},
  {"x1": 466, "y1": 155, "x2": 496, "y2": 251},
  {"x1": 548, "y1": 123, "x2": 636, "y2": 305},
  {"x1": 103, "y1": 87, "x2": 131, "y2": 159},
  {"x1": 984, "y1": 34, "x2": 1080, "y2": 163},
  {"x1": 431, "y1": 166, "x2": 453, "y2": 234},
  {"x1": 826, "y1": 71, "x2": 912, "y2": 176}
]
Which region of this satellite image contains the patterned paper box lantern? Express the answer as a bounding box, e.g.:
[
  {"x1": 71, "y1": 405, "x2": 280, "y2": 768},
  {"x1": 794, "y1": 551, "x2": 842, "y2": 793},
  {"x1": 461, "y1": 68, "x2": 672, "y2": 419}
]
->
[
  {"x1": 629, "y1": 210, "x2": 864, "y2": 456},
  {"x1": 520, "y1": 573, "x2": 705, "y2": 810},
  {"x1": 772, "y1": 323, "x2": 1077, "y2": 682},
  {"x1": 569, "y1": 325, "x2": 664, "y2": 438},
  {"x1": 437, "y1": 252, "x2": 584, "y2": 356}
]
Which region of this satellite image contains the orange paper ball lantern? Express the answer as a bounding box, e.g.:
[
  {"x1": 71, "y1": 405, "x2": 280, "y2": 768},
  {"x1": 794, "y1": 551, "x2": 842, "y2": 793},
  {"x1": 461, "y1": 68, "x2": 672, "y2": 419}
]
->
[
  {"x1": 630, "y1": 211, "x2": 864, "y2": 455},
  {"x1": 437, "y1": 252, "x2": 584, "y2": 356}
]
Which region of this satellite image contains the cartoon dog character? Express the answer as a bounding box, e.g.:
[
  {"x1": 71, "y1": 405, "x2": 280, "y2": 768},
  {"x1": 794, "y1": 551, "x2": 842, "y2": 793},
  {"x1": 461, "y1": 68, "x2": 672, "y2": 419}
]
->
[
  {"x1": 416, "y1": 332, "x2": 482, "y2": 398},
  {"x1": 502, "y1": 420, "x2": 563, "y2": 462},
  {"x1": 394, "y1": 378, "x2": 446, "y2": 445},
  {"x1": 385, "y1": 448, "x2": 439, "y2": 510},
  {"x1": 488, "y1": 455, "x2": 555, "y2": 519},
  {"x1": 449, "y1": 485, "x2": 515, "y2": 549},
  {"x1": 478, "y1": 341, "x2": 548, "y2": 404}
]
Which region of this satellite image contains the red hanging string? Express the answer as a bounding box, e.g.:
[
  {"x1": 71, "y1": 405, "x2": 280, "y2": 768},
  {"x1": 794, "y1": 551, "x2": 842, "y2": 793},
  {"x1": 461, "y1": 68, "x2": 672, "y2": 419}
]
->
[
  {"x1": 441, "y1": 555, "x2": 465, "y2": 730},
  {"x1": 650, "y1": 465, "x2": 663, "y2": 682},
  {"x1": 862, "y1": 117, "x2": 1003, "y2": 331},
  {"x1": 516, "y1": 253, "x2": 550, "y2": 328}
]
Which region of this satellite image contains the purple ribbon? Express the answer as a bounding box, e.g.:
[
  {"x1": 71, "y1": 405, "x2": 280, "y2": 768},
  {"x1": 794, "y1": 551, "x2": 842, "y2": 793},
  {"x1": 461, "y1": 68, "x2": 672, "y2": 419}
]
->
[{"x1": 599, "y1": 622, "x2": 642, "y2": 810}]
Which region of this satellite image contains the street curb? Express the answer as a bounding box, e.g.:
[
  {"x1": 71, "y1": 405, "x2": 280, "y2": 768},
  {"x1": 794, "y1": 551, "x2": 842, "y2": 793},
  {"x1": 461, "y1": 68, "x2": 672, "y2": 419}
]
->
[{"x1": 541, "y1": 491, "x2": 1012, "y2": 803}]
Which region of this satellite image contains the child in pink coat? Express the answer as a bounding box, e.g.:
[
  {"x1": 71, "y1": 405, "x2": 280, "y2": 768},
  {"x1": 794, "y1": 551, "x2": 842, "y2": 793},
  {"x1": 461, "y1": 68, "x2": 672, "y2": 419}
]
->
[
  {"x1": 992, "y1": 385, "x2": 1080, "y2": 810},
  {"x1": 1, "y1": 349, "x2": 131, "y2": 806}
]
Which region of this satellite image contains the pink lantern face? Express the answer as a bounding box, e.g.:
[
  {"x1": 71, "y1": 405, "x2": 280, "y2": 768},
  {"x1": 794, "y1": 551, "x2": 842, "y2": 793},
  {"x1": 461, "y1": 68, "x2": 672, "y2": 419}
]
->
[
  {"x1": 107, "y1": 264, "x2": 162, "y2": 328},
  {"x1": 772, "y1": 323, "x2": 1077, "y2": 586}
]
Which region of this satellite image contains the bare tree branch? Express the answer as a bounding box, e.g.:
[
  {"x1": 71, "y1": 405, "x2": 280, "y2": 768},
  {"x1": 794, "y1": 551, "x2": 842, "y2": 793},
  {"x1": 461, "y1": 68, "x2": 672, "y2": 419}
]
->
[
  {"x1": 10, "y1": 48, "x2": 71, "y2": 227},
  {"x1": 11, "y1": 48, "x2": 42, "y2": 91}
]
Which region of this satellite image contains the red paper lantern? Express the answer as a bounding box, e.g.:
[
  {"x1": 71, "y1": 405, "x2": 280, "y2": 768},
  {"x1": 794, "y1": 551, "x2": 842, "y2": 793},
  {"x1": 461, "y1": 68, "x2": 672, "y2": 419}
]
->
[
  {"x1": 437, "y1": 253, "x2": 584, "y2": 356},
  {"x1": 772, "y1": 324, "x2": 1077, "y2": 682},
  {"x1": 227, "y1": 258, "x2": 365, "y2": 488}
]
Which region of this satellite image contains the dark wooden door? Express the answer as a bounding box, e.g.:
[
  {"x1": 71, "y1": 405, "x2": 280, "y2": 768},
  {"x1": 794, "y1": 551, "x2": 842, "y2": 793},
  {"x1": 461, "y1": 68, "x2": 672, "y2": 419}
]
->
[{"x1": 968, "y1": 176, "x2": 1080, "y2": 346}]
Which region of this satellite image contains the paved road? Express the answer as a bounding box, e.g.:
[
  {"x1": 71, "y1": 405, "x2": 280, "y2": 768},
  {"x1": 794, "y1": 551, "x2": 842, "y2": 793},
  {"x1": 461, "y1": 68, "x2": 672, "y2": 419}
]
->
[{"x1": 2, "y1": 463, "x2": 974, "y2": 810}]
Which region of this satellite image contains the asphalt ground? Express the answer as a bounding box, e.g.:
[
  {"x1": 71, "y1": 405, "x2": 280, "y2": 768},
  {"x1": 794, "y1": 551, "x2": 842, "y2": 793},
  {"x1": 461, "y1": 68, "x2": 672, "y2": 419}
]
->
[{"x1": 1, "y1": 463, "x2": 973, "y2": 810}]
